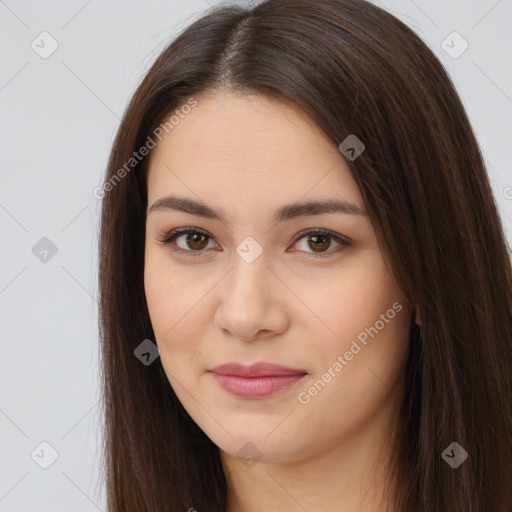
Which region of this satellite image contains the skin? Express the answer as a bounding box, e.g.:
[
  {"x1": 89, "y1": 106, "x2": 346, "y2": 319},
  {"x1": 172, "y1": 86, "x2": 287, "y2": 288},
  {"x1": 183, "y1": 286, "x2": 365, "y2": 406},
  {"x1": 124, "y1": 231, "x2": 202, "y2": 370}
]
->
[{"x1": 144, "y1": 91, "x2": 414, "y2": 511}]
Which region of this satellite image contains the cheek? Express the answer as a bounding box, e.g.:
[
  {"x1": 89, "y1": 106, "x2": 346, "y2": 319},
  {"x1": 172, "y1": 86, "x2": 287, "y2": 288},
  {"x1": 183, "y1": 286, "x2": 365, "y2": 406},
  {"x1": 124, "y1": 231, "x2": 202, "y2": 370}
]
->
[
  {"x1": 292, "y1": 250, "x2": 404, "y2": 343},
  {"x1": 144, "y1": 246, "x2": 196, "y2": 336},
  {"x1": 293, "y1": 252, "x2": 410, "y2": 405},
  {"x1": 144, "y1": 259, "x2": 173, "y2": 338},
  {"x1": 143, "y1": 254, "x2": 210, "y2": 380}
]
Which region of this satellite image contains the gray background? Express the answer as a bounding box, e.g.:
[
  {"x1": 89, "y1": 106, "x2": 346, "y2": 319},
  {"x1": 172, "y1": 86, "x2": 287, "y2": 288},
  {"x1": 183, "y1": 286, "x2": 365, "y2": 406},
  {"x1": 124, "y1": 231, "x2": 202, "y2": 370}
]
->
[{"x1": 1, "y1": 0, "x2": 511, "y2": 510}]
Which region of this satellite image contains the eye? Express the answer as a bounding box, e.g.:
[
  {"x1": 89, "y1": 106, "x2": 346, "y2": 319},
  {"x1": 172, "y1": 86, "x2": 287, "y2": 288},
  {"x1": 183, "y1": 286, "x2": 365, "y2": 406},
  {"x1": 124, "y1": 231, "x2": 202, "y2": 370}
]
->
[
  {"x1": 155, "y1": 227, "x2": 217, "y2": 256},
  {"x1": 155, "y1": 227, "x2": 350, "y2": 258},
  {"x1": 289, "y1": 228, "x2": 350, "y2": 258}
]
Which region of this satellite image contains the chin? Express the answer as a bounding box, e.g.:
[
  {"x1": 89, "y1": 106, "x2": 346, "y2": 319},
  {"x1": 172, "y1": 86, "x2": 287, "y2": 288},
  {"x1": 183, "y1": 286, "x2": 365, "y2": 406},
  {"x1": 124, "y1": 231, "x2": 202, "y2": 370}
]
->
[{"x1": 210, "y1": 429, "x2": 304, "y2": 465}]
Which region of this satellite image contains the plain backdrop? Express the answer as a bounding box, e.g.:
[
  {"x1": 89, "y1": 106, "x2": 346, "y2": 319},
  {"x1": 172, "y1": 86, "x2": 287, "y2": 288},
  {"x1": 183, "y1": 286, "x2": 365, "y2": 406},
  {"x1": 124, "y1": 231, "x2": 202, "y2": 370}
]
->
[{"x1": 1, "y1": 0, "x2": 511, "y2": 510}]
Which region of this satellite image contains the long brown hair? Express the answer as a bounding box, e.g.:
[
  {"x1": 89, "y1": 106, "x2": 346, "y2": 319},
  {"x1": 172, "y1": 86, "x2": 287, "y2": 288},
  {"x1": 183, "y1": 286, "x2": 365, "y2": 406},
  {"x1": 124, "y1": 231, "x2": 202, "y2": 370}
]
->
[{"x1": 97, "y1": 0, "x2": 512, "y2": 510}]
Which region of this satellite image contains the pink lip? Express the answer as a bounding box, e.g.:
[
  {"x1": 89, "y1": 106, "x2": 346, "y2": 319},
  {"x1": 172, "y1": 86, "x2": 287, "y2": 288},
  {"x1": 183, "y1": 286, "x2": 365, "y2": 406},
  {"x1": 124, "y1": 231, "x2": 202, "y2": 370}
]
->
[{"x1": 209, "y1": 362, "x2": 308, "y2": 398}]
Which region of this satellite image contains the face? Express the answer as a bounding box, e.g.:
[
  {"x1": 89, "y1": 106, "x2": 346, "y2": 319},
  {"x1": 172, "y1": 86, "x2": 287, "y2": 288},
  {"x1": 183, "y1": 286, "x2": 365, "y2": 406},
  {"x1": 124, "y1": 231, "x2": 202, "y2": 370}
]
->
[{"x1": 144, "y1": 91, "x2": 412, "y2": 464}]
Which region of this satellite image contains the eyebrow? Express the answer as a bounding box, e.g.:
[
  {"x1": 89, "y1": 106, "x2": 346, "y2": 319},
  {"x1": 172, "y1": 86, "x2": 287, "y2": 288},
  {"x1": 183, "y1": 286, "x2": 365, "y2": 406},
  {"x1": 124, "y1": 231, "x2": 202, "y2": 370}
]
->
[{"x1": 147, "y1": 195, "x2": 366, "y2": 222}]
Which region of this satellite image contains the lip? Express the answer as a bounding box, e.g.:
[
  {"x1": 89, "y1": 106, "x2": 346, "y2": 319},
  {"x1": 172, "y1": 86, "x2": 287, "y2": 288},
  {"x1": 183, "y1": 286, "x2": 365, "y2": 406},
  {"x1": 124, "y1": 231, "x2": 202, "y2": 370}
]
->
[
  {"x1": 210, "y1": 362, "x2": 307, "y2": 377},
  {"x1": 209, "y1": 362, "x2": 308, "y2": 398}
]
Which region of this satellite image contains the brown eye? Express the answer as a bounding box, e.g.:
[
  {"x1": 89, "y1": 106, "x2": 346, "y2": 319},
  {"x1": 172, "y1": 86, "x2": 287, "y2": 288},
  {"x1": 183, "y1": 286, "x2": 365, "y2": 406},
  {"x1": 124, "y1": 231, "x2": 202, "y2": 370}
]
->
[
  {"x1": 291, "y1": 229, "x2": 349, "y2": 257},
  {"x1": 184, "y1": 232, "x2": 210, "y2": 251},
  {"x1": 306, "y1": 233, "x2": 331, "y2": 252},
  {"x1": 157, "y1": 228, "x2": 217, "y2": 255}
]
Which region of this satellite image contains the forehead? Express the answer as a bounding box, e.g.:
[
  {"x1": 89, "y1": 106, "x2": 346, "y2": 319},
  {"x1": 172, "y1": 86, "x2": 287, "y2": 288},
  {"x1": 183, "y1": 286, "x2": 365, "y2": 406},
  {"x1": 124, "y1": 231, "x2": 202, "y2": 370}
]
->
[{"x1": 146, "y1": 92, "x2": 363, "y2": 218}]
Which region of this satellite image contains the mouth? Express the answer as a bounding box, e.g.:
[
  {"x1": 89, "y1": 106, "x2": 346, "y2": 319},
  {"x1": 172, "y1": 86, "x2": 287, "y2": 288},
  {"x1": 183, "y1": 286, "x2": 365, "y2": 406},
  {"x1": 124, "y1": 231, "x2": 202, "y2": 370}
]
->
[{"x1": 208, "y1": 362, "x2": 308, "y2": 398}]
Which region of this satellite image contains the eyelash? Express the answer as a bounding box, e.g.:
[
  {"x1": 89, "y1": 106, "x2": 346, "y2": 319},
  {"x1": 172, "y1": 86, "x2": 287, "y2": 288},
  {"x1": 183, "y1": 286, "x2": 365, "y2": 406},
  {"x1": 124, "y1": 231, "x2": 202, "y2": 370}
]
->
[{"x1": 155, "y1": 227, "x2": 351, "y2": 259}]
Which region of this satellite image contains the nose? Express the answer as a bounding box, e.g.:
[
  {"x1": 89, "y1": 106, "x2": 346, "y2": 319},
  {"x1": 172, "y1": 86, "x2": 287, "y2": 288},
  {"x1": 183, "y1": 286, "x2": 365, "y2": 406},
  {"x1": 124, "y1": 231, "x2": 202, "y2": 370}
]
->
[{"x1": 213, "y1": 255, "x2": 290, "y2": 342}]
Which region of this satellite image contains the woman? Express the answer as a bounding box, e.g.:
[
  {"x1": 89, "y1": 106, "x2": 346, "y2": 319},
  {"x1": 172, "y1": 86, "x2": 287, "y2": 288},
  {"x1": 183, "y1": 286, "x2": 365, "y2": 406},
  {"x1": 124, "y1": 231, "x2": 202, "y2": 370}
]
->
[{"x1": 97, "y1": 0, "x2": 512, "y2": 510}]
